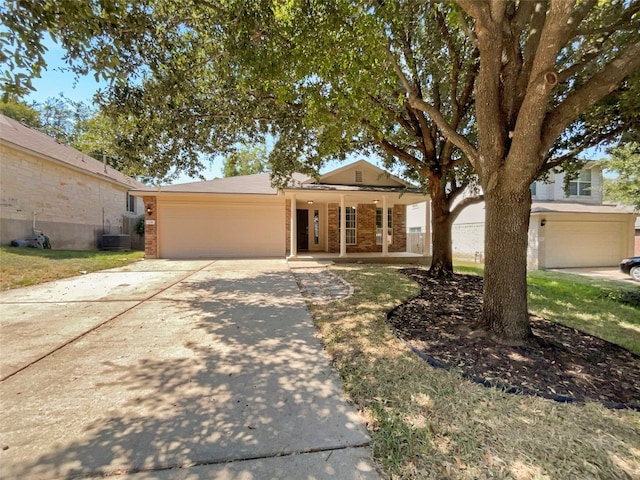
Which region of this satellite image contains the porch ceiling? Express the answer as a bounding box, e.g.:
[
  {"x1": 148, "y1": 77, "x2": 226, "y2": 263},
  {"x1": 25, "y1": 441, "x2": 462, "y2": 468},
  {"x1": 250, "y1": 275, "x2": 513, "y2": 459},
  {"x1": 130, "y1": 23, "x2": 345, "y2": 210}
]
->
[{"x1": 283, "y1": 187, "x2": 428, "y2": 205}]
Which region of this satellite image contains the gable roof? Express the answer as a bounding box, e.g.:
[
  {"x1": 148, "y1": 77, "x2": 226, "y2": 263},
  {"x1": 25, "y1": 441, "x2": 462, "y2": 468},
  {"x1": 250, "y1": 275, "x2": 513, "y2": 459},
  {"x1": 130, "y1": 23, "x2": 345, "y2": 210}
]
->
[
  {"x1": 0, "y1": 114, "x2": 146, "y2": 190},
  {"x1": 310, "y1": 159, "x2": 412, "y2": 188},
  {"x1": 131, "y1": 159, "x2": 422, "y2": 197}
]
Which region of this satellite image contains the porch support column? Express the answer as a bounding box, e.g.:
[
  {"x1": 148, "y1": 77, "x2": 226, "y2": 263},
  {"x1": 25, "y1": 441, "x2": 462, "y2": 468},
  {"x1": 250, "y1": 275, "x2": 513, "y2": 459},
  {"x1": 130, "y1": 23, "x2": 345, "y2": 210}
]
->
[
  {"x1": 382, "y1": 196, "x2": 389, "y2": 256},
  {"x1": 424, "y1": 198, "x2": 431, "y2": 256},
  {"x1": 339, "y1": 194, "x2": 347, "y2": 258},
  {"x1": 290, "y1": 195, "x2": 297, "y2": 258}
]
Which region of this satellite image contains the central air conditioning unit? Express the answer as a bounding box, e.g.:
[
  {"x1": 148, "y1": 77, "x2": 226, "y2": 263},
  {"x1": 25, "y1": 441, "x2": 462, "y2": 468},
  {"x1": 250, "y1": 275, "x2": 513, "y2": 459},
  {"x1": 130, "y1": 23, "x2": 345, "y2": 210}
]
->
[{"x1": 102, "y1": 234, "x2": 131, "y2": 251}]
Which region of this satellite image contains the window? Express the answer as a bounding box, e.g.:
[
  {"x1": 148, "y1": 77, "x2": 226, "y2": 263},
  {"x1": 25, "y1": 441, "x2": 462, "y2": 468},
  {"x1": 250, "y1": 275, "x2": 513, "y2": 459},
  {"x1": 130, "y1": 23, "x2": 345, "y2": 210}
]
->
[
  {"x1": 530, "y1": 182, "x2": 537, "y2": 197},
  {"x1": 338, "y1": 206, "x2": 357, "y2": 244},
  {"x1": 126, "y1": 193, "x2": 136, "y2": 213},
  {"x1": 313, "y1": 210, "x2": 319, "y2": 245},
  {"x1": 376, "y1": 208, "x2": 393, "y2": 245},
  {"x1": 569, "y1": 170, "x2": 592, "y2": 196}
]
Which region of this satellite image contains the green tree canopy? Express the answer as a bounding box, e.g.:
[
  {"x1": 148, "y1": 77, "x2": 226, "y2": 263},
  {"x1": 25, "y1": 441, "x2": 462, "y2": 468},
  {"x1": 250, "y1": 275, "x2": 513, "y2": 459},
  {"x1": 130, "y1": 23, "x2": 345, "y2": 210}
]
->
[
  {"x1": 603, "y1": 142, "x2": 640, "y2": 210},
  {"x1": 223, "y1": 145, "x2": 268, "y2": 177},
  {"x1": 0, "y1": 97, "x2": 40, "y2": 127}
]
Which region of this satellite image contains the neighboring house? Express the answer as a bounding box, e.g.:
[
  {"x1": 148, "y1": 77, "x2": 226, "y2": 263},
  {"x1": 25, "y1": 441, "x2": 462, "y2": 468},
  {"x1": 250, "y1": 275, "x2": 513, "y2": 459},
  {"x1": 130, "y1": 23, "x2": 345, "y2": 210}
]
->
[
  {"x1": 131, "y1": 160, "x2": 430, "y2": 259},
  {"x1": 445, "y1": 163, "x2": 635, "y2": 269},
  {"x1": 0, "y1": 114, "x2": 146, "y2": 250}
]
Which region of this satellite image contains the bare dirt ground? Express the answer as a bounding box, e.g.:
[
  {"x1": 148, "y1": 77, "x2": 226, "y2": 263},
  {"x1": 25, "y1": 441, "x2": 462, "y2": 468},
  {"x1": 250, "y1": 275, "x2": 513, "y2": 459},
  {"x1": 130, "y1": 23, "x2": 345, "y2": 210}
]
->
[{"x1": 387, "y1": 268, "x2": 640, "y2": 409}]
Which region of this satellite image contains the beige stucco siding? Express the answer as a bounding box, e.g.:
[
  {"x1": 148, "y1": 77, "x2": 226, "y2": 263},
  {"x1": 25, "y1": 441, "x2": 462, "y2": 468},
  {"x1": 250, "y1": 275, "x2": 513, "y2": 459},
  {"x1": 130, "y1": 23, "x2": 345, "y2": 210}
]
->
[
  {"x1": 0, "y1": 143, "x2": 141, "y2": 249},
  {"x1": 157, "y1": 196, "x2": 285, "y2": 258}
]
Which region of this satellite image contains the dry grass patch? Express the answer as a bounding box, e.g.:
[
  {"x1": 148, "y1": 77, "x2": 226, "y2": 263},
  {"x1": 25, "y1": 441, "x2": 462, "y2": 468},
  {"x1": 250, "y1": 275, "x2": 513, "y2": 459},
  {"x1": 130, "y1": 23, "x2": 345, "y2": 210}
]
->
[
  {"x1": 308, "y1": 265, "x2": 640, "y2": 480},
  {"x1": 0, "y1": 247, "x2": 144, "y2": 290}
]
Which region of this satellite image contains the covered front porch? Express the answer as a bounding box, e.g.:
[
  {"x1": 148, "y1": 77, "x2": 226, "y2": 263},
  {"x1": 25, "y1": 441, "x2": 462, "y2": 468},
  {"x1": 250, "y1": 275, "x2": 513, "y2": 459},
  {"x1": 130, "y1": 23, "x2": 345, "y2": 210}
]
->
[
  {"x1": 282, "y1": 159, "x2": 431, "y2": 263},
  {"x1": 287, "y1": 251, "x2": 432, "y2": 265},
  {"x1": 283, "y1": 189, "x2": 431, "y2": 263}
]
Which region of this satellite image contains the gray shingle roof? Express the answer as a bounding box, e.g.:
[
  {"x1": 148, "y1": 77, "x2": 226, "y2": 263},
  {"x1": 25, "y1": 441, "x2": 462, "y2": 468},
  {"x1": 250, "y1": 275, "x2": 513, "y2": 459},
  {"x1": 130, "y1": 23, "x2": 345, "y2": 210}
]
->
[
  {"x1": 0, "y1": 114, "x2": 146, "y2": 189},
  {"x1": 144, "y1": 172, "x2": 312, "y2": 195}
]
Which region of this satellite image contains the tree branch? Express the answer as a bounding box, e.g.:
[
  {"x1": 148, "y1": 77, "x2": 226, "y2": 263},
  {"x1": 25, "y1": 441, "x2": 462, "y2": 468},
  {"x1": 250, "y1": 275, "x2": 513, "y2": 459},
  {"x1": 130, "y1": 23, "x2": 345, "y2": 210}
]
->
[
  {"x1": 542, "y1": 40, "x2": 640, "y2": 153},
  {"x1": 556, "y1": 39, "x2": 610, "y2": 83},
  {"x1": 575, "y1": 1, "x2": 640, "y2": 36},
  {"x1": 506, "y1": 2, "x2": 580, "y2": 176},
  {"x1": 436, "y1": 8, "x2": 460, "y2": 108},
  {"x1": 450, "y1": 193, "x2": 484, "y2": 223},
  {"x1": 407, "y1": 95, "x2": 479, "y2": 167},
  {"x1": 367, "y1": 94, "x2": 413, "y2": 134},
  {"x1": 376, "y1": 137, "x2": 429, "y2": 178},
  {"x1": 455, "y1": 0, "x2": 489, "y2": 23},
  {"x1": 384, "y1": 39, "x2": 478, "y2": 166},
  {"x1": 541, "y1": 123, "x2": 626, "y2": 173},
  {"x1": 512, "y1": 0, "x2": 535, "y2": 36}
]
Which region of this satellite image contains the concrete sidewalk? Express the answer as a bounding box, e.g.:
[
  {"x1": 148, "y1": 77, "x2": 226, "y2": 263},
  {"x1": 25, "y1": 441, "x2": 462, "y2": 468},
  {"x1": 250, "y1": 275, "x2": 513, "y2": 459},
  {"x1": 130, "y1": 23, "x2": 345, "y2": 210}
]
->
[{"x1": 0, "y1": 259, "x2": 379, "y2": 479}]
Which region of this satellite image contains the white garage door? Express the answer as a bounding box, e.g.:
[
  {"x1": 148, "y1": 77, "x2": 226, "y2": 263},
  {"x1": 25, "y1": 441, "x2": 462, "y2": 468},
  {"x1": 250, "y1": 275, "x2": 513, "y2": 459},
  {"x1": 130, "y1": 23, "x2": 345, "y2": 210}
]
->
[
  {"x1": 158, "y1": 201, "x2": 285, "y2": 259},
  {"x1": 544, "y1": 220, "x2": 627, "y2": 268}
]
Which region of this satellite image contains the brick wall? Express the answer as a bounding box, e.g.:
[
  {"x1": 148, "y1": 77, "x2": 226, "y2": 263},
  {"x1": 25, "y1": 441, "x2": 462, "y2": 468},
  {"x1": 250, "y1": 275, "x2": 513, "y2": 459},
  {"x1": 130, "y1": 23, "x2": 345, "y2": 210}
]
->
[
  {"x1": 143, "y1": 196, "x2": 157, "y2": 258},
  {"x1": 0, "y1": 143, "x2": 136, "y2": 249},
  {"x1": 328, "y1": 203, "x2": 339, "y2": 252},
  {"x1": 391, "y1": 206, "x2": 407, "y2": 252},
  {"x1": 326, "y1": 203, "x2": 406, "y2": 253}
]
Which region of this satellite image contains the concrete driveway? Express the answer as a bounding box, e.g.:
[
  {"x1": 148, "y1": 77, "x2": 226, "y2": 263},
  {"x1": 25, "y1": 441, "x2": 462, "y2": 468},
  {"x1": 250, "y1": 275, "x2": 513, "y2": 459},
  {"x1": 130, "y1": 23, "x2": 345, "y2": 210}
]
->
[
  {"x1": 550, "y1": 266, "x2": 638, "y2": 285},
  {"x1": 0, "y1": 259, "x2": 378, "y2": 479}
]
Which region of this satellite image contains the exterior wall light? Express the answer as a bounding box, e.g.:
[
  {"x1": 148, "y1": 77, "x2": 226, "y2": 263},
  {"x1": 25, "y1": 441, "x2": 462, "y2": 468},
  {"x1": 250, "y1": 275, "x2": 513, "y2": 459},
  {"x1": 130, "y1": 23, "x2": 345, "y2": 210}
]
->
[
  {"x1": 146, "y1": 205, "x2": 153, "y2": 216},
  {"x1": 540, "y1": 219, "x2": 546, "y2": 226}
]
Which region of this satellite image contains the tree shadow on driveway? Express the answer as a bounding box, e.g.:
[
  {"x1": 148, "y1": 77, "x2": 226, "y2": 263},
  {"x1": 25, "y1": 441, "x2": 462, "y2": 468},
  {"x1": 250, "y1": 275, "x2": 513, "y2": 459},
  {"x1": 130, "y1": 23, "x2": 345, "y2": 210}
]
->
[{"x1": 0, "y1": 266, "x2": 371, "y2": 479}]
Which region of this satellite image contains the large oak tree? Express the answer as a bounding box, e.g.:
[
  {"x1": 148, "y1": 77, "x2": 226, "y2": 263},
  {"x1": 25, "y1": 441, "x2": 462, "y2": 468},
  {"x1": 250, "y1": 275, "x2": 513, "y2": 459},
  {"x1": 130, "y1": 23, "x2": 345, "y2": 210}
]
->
[{"x1": 399, "y1": 0, "x2": 640, "y2": 343}]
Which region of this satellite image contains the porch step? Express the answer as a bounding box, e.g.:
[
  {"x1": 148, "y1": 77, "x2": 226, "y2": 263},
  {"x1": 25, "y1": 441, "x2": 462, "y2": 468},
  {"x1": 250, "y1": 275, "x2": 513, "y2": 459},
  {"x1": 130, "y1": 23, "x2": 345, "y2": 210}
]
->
[{"x1": 287, "y1": 254, "x2": 432, "y2": 266}]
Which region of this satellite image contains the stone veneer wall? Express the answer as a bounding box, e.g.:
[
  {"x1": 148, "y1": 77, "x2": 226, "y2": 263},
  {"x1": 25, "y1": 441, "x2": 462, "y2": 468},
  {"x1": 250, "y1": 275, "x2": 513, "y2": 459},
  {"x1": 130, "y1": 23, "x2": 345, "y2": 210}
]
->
[
  {"x1": 327, "y1": 203, "x2": 406, "y2": 253},
  {"x1": 0, "y1": 143, "x2": 141, "y2": 250}
]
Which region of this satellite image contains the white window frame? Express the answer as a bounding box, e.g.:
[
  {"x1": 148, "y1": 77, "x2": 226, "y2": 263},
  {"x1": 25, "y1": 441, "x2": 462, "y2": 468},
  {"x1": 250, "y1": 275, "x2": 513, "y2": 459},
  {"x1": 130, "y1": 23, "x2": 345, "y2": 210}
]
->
[
  {"x1": 376, "y1": 207, "x2": 393, "y2": 245},
  {"x1": 338, "y1": 207, "x2": 357, "y2": 245},
  {"x1": 569, "y1": 170, "x2": 592, "y2": 197},
  {"x1": 126, "y1": 193, "x2": 136, "y2": 213}
]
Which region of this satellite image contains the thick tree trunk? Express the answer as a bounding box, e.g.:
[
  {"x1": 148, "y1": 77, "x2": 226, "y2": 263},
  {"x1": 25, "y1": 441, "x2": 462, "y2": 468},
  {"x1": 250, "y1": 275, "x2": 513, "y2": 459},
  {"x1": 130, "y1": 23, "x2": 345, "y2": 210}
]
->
[
  {"x1": 430, "y1": 207, "x2": 453, "y2": 276},
  {"x1": 482, "y1": 185, "x2": 533, "y2": 345},
  {"x1": 429, "y1": 182, "x2": 454, "y2": 276}
]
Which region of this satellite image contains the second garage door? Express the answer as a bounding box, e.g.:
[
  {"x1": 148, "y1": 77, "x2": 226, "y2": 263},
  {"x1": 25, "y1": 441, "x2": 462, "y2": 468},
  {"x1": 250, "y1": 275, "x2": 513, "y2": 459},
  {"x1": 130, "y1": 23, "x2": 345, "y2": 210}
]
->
[
  {"x1": 157, "y1": 200, "x2": 285, "y2": 259},
  {"x1": 544, "y1": 219, "x2": 628, "y2": 268}
]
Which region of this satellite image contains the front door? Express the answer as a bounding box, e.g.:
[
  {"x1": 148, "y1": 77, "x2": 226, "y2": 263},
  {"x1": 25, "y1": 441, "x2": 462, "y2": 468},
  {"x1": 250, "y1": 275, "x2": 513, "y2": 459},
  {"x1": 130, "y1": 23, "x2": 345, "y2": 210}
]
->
[{"x1": 296, "y1": 209, "x2": 309, "y2": 251}]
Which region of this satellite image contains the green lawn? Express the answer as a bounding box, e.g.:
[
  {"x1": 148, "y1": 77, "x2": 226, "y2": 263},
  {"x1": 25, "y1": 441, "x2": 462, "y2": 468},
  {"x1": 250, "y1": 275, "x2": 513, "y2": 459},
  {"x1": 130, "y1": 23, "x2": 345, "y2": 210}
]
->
[
  {"x1": 309, "y1": 265, "x2": 640, "y2": 479},
  {"x1": 455, "y1": 263, "x2": 640, "y2": 354},
  {"x1": 0, "y1": 246, "x2": 144, "y2": 290}
]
